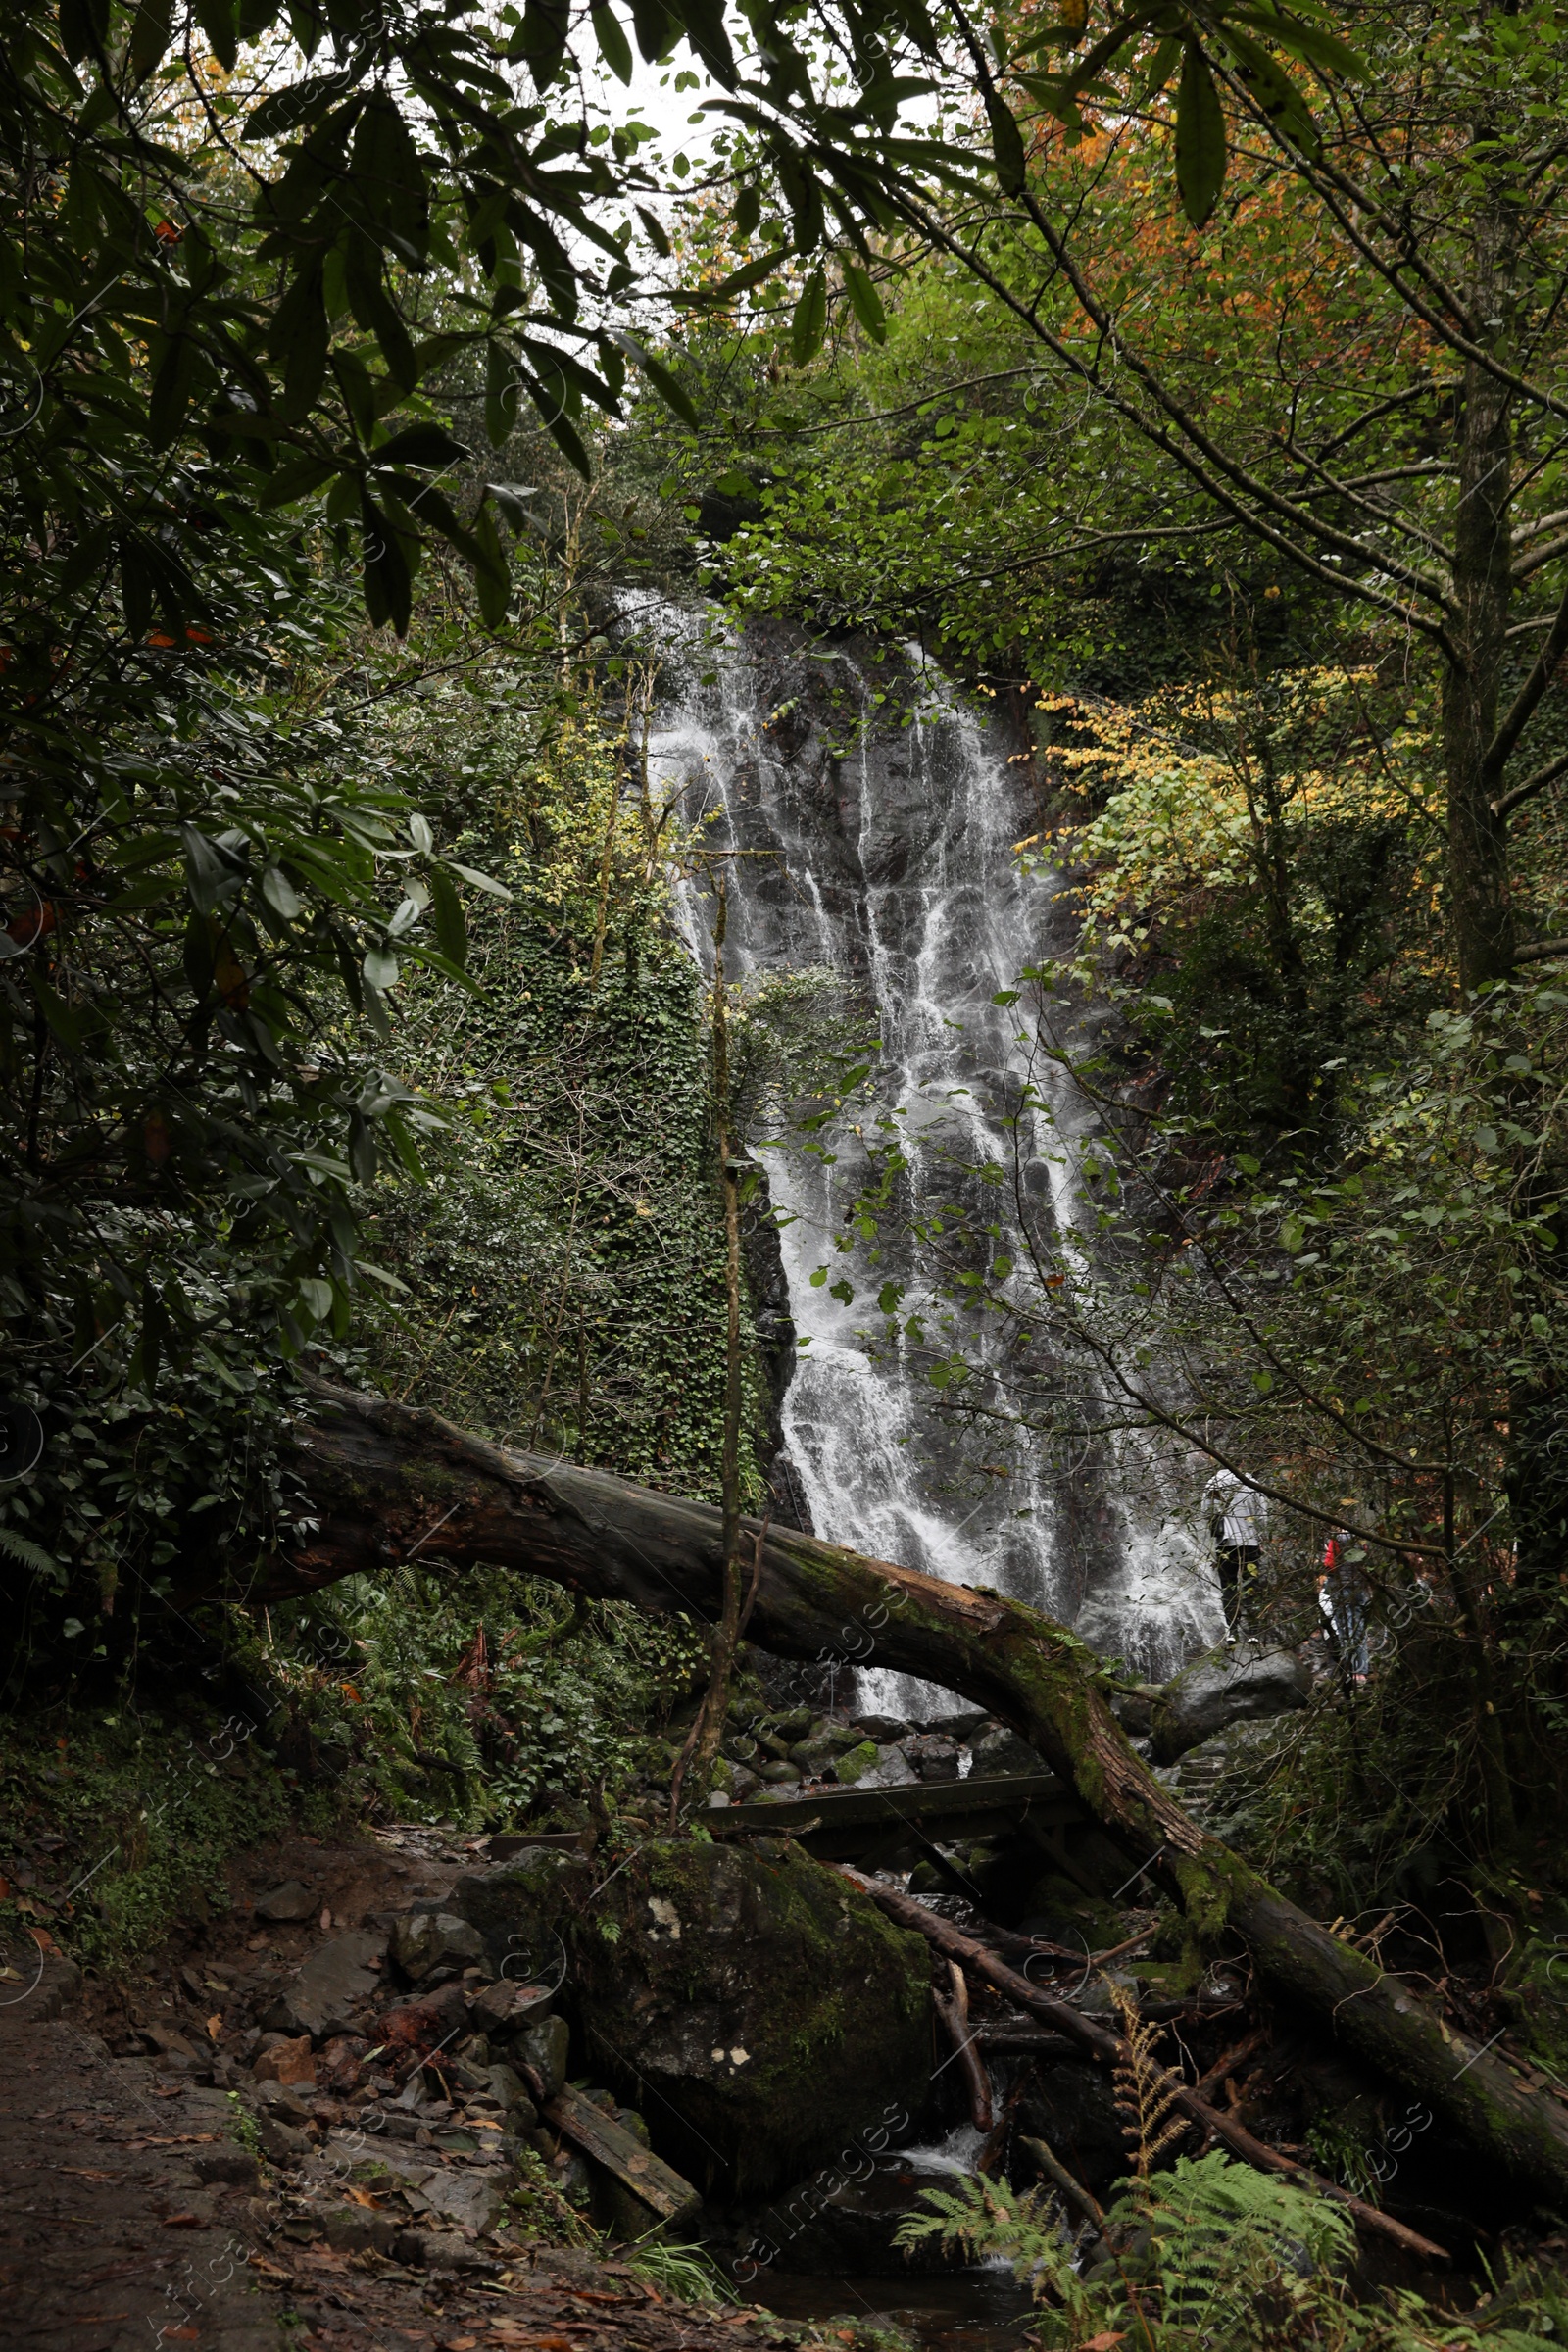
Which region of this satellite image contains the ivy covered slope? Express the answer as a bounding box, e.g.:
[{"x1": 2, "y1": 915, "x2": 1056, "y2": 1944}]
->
[{"x1": 352, "y1": 651, "x2": 768, "y2": 1500}]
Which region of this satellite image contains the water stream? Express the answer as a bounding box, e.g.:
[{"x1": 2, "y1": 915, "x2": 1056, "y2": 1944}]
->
[{"x1": 627, "y1": 599, "x2": 1216, "y2": 1689}]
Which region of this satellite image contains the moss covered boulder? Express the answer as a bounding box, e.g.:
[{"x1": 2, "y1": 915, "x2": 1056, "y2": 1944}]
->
[{"x1": 449, "y1": 1837, "x2": 932, "y2": 2198}]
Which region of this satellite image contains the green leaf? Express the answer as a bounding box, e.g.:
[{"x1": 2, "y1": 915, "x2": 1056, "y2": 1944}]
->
[
  {"x1": 486, "y1": 481, "x2": 538, "y2": 530},
  {"x1": 58, "y1": 0, "x2": 111, "y2": 65},
  {"x1": 615, "y1": 334, "x2": 699, "y2": 428},
  {"x1": 524, "y1": 377, "x2": 593, "y2": 480},
  {"x1": 635, "y1": 204, "x2": 671, "y2": 257},
  {"x1": 363, "y1": 944, "x2": 399, "y2": 992},
  {"x1": 1175, "y1": 41, "x2": 1227, "y2": 226},
  {"x1": 791, "y1": 268, "x2": 828, "y2": 366},
  {"x1": 472, "y1": 501, "x2": 511, "y2": 630},
  {"x1": 245, "y1": 70, "x2": 358, "y2": 143},
  {"x1": 299, "y1": 1277, "x2": 334, "y2": 1322},
  {"x1": 628, "y1": 0, "x2": 674, "y2": 64},
  {"x1": 192, "y1": 0, "x2": 239, "y2": 71},
  {"x1": 843, "y1": 263, "x2": 887, "y2": 344},
  {"x1": 129, "y1": 0, "x2": 175, "y2": 82},
  {"x1": 593, "y1": 2, "x2": 634, "y2": 83},
  {"x1": 261, "y1": 864, "x2": 303, "y2": 920},
  {"x1": 449, "y1": 861, "x2": 513, "y2": 902},
  {"x1": 519, "y1": 0, "x2": 571, "y2": 88},
  {"x1": 259, "y1": 455, "x2": 338, "y2": 508},
  {"x1": 373, "y1": 421, "x2": 470, "y2": 469},
  {"x1": 428, "y1": 864, "x2": 468, "y2": 966},
  {"x1": 985, "y1": 88, "x2": 1026, "y2": 196}
]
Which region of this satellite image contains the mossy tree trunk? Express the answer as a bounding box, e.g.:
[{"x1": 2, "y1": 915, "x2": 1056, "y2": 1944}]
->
[{"x1": 270, "y1": 1381, "x2": 1568, "y2": 2206}]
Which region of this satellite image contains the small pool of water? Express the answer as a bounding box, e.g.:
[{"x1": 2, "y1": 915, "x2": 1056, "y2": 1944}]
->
[{"x1": 748, "y1": 2270, "x2": 1037, "y2": 2352}]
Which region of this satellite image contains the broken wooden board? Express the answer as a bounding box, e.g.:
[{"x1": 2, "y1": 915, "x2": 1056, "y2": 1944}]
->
[
  {"x1": 715, "y1": 1771, "x2": 1088, "y2": 1859},
  {"x1": 544, "y1": 2082, "x2": 701, "y2": 2227}
]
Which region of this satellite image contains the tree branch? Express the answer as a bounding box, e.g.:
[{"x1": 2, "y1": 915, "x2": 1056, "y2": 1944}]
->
[
  {"x1": 1492, "y1": 747, "x2": 1568, "y2": 820},
  {"x1": 1483, "y1": 573, "x2": 1568, "y2": 789}
]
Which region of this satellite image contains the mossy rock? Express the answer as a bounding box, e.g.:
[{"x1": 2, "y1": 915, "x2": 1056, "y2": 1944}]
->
[
  {"x1": 450, "y1": 1838, "x2": 932, "y2": 2199},
  {"x1": 832, "y1": 1740, "x2": 880, "y2": 1787}
]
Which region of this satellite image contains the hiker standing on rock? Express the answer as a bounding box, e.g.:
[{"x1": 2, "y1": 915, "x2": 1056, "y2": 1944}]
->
[{"x1": 1202, "y1": 1466, "x2": 1264, "y2": 1643}]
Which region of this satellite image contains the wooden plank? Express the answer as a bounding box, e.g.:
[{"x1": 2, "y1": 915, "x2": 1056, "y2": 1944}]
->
[
  {"x1": 719, "y1": 1770, "x2": 1083, "y2": 1849},
  {"x1": 544, "y1": 2082, "x2": 701, "y2": 2227}
]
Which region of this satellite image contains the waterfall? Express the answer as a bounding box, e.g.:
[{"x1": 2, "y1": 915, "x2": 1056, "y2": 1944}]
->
[{"x1": 626, "y1": 598, "x2": 1217, "y2": 1692}]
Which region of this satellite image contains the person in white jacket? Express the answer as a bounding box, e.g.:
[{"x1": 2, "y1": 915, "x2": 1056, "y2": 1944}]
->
[{"x1": 1202, "y1": 1466, "x2": 1264, "y2": 1642}]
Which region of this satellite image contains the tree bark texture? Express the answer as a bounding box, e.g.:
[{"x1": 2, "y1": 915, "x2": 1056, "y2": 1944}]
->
[{"x1": 273, "y1": 1381, "x2": 1568, "y2": 2206}]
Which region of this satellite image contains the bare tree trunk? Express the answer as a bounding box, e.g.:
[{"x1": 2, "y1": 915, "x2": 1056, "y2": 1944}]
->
[{"x1": 269, "y1": 1380, "x2": 1568, "y2": 2206}]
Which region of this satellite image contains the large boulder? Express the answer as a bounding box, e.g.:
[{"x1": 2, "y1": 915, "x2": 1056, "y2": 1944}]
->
[
  {"x1": 1150, "y1": 1642, "x2": 1309, "y2": 1764},
  {"x1": 448, "y1": 1838, "x2": 932, "y2": 2199}
]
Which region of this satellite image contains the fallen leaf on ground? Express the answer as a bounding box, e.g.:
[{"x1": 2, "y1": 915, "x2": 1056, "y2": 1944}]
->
[
  {"x1": 61, "y1": 2167, "x2": 116, "y2": 2180},
  {"x1": 161, "y1": 2213, "x2": 205, "y2": 2229}
]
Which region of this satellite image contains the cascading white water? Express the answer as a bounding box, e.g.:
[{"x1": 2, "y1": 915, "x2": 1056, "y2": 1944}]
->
[{"x1": 627, "y1": 597, "x2": 1217, "y2": 1690}]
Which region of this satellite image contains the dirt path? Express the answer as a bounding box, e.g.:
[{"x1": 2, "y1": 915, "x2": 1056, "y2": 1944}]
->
[{"x1": 0, "y1": 1825, "x2": 835, "y2": 2352}]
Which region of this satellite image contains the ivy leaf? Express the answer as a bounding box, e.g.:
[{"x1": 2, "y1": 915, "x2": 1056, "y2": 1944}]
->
[{"x1": 1175, "y1": 42, "x2": 1227, "y2": 226}]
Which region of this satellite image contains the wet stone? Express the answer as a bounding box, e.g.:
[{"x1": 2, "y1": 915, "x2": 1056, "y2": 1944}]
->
[{"x1": 255, "y1": 1879, "x2": 318, "y2": 1922}]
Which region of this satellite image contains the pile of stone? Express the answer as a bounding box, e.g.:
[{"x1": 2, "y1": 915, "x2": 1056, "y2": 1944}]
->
[
  {"x1": 127, "y1": 1855, "x2": 697, "y2": 2268},
  {"x1": 702, "y1": 1708, "x2": 1043, "y2": 1805}
]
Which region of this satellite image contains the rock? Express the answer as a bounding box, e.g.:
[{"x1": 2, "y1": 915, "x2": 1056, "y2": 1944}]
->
[
  {"x1": 964, "y1": 1723, "x2": 1045, "y2": 1778},
  {"x1": 449, "y1": 1838, "x2": 931, "y2": 2200},
  {"x1": 140, "y1": 2023, "x2": 200, "y2": 2060},
  {"x1": 391, "y1": 1911, "x2": 486, "y2": 1984},
  {"x1": 270, "y1": 1932, "x2": 388, "y2": 2040},
  {"x1": 255, "y1": 2080, "x2": 312, "y2": 2125},
  {"x1": 831, "y1": 1740, "x2": 881, "y2": 1786},
  {"x1": 1150, "y1": 1643, "x2": 1310, "y2": 1764},
  {"x1": 378, "y1": 1981, "x2": 469, "y2": 2061},
  {"x1": 852, "y1": 1714, "x2": 911, "y2": 1742},
  {"x1": 468, "y1": 1980, "x2": 547, "y2": 2036},
  {"x1": 255, "y1": 2115, "x2": 310, "y2": 2165},
  {"x1": 484, "y1": 2064, "x2": 536, "y2": 2120},
  {"x1": 518, "y1": 2014, "x2": 570, "y2": 2098},
  {"x1": 318, "y1": 2034, "x2": 368, "y2": 2092},
  {"x1": 904, "y1": 1734, "x2": 960, "y2": 1783},
  {"x1": 445, "y1": 1849, "x2": 580, "y2": 1972},
  {"x1": 191, "y1": 2147, "x2": 261, "y2": 2188},
  {"x1": 321, "y1": 2205, "x2": 398, "y2": 2256},
  {"x1": 255, "y1": 1880, "x2": 317, "y2": 1923},
  {"x1": 789, "y1": 1723, "x2": 860, "y2": 1775},
  {"x1": 392, "y1": 2228, "x2": 499, "y2": 2272},
  {"x1": 759, "y1": 1759, "x2": 799, "y2": 1784},
  {"x1": 329, "y1": 2135, "x2": 436, "y2": 2191},
  {"x1": 416, "y1": 2168, "x2": 509, "y2": 2235},
  {"x1": 254, "y1": 2034, "x2": 317, "y2": 2087}
]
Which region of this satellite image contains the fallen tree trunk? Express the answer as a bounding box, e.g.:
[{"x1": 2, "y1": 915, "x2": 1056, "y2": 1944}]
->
[{"x1": 274, "y1": 1381, "x2": 1568, "y2": 2210}]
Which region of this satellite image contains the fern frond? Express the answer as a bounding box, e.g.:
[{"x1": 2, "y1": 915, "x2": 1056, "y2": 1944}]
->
[
  {"x1": 0, "y1": 1524, "x2": 62, "y2": 1576},
  {"x1": 1108, "y1": 1980, "x2": 1188, "y2": 2180}
]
